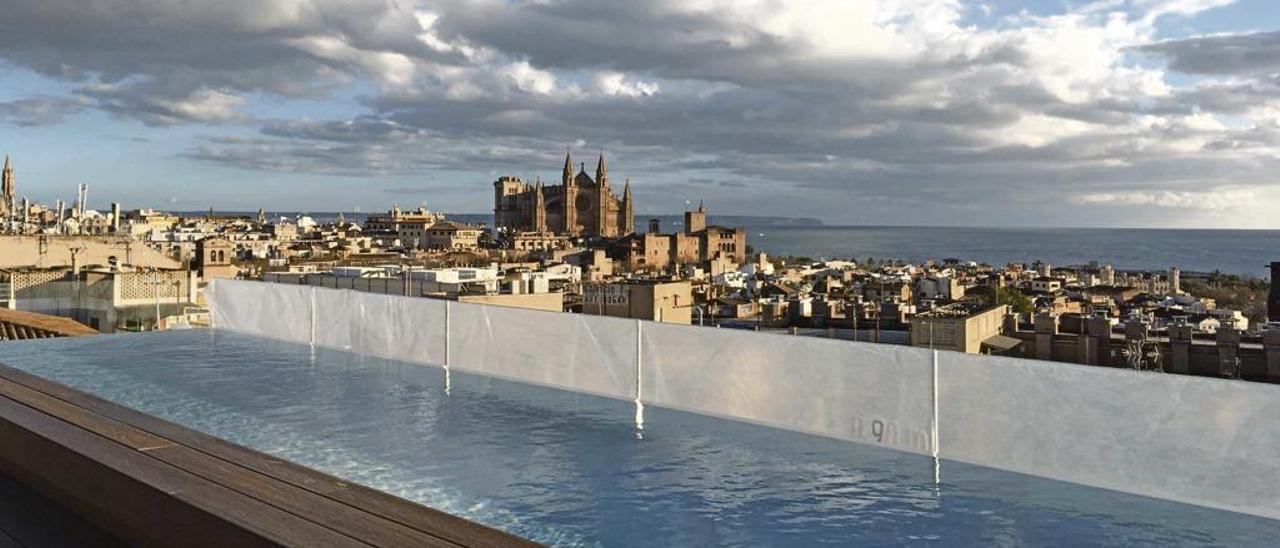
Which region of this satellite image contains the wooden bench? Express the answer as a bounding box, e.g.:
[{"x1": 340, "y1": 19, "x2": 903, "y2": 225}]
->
[{"x1": 0, "y1": 363, "x2": 537, "y2": 547}]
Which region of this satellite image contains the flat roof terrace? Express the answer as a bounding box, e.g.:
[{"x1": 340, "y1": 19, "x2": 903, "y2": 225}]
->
[{"x1": 0, "y1": 361, "x2": 532, "y2": 547}]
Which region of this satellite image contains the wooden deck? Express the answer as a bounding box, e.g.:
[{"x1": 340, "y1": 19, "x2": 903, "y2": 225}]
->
[
  {"x1": 0, "y1": 467, "x2": 126, "y2": 547},
  {"x1": 0, "y1": 362, "x2": 537, "y2": 547}
]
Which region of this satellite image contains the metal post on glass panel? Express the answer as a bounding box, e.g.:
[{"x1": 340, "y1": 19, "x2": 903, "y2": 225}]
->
[
  {"x1": 929, "y1": 318, "x2": 941, "y2": 488},
  {"x1": 308, "y1": 286, "x2": 317, "y2": 348},
  {"x1": 926, "y1": 347, "x2": 942, "y2": 491},
  {"x1": 444, "y1": 300, "x2": 451, "y2": 367},
  {"x1": 151, "y1": 269, "x2": 161, "y2": 330},
  {"x1": 634, "y1": 319, "x2": 644, "y2": 435},
  {"x1": 444, "y1": 300, "x2": 452, "y2": 395}
]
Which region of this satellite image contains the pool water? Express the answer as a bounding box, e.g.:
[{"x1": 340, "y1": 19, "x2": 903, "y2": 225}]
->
[{"x1": 0, "y1": 330, "x2": 1276, "y2": 546}]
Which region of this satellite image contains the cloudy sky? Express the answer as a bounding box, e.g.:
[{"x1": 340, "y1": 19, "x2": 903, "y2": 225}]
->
[{"x1": 1, "y1": 0, "x2": 1278, "y2": 227}]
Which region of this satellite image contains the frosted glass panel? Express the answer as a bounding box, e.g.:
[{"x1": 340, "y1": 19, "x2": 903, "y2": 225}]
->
[
  {"x1": 449, "y1": 302, "x2": 638, "y2": 400},
  {"x1": 311, "y1": 288, "x2": 446, "y2": 365},
  {"x1": 937, "y1": 352, "x2": 1280, "y2": 519},
  {"x1": 377, "y1": 295, "x2": 447, "y2": 366},
  {"x1": 207, "y1": 279, "x2": 312, "y2": 344},
  {"x1": 205, "y1": 280, "x2": 1280, "y2": 520},
  {"x1": 312, "y1": 286, "x2": 359, "y2": 350},
  {"x1": 641, "y1": 322, "x2": 935, "y2": 455}
]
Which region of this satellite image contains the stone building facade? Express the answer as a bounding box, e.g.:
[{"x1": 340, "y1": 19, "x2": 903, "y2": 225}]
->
[
  {"x1": 1, "y1": 266, "x2": 196, "y2": 332},
  {"x1": 610, "y1": 203, "x2": 747, "y2": 272},
  {"x1": 909, "y1": 303, "x2": 1009, "y2": 354},
  {"x1": 415, "y1": 221, "x2": 482, "y2": 252},
  {"x1": 364, "y1": 205, "x2": 444, "y2": 234},
  {"x1": 581, "y1": 280, "x2": 693, "y2": 324},
  {"x1": 194, "y1": 238, "x2": 238, "y2": 280},
  {"x1": 493, "y1": 152, "x2": 634, "y2": 238}
]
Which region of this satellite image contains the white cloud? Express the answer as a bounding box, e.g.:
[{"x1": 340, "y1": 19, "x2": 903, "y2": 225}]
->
[
  {"x1": 0, "y1": 95, "x2": 90, "y2": 126},
  {"x1": 499, "y1": 61, "x2": 558, "y2": 95},
  {"x1": 1073, "y1": 186, "x2": 1258, "y2": 210},
  {"x1": 1136, "y1": 0, "x2": 1236, "y2": 21},
  {"x1": 78, "y1": 81, "x2": 246, "y2": 125},
  {"x1": 4, "y1": 0, "x2": 1280, "y2": 226},
  {"x1": 590, "y1": 71, "x2": 658, "y2": 97},
  {"x1": 287, "y1": 35, "x2": 417, "y2": 87},
  {"x1": 160, "y1": 88, "x2": 246, "y2": 122}
]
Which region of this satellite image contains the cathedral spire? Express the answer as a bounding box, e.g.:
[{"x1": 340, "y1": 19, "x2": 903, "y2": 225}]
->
[
  {"x1": 562, "y1": 149, "x2": 574, "y2": 187},
  {"x1": 1, "y1": 155, "x2": 13, "y2": 199},
  {"x1": 595, "y1": 151, "x2": 608, "y2": 187},
  {"x1": 622, "y1": 178, "x2": 634, "y2": 235},
  {"x1": 534, "y1": 181, "x2": 547, "y2": 233},
  {"x1": 563, "y1": 149, "x2": 578, "y2": 233}
]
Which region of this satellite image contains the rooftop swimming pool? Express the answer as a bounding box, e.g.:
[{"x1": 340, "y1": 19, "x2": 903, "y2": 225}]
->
[{"x1": 0, "y1": 329, "x2": 1277, "y2": 546}]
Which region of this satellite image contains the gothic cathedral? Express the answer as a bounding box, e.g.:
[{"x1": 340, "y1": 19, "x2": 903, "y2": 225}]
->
[{"x1": 493, "y1": 151, "x2": 634, "y2": 238}]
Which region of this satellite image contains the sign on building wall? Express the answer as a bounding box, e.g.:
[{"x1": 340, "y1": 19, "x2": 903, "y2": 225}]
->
[{"x1": 584, "y1": 283, "x2": 629, "y2": 306}]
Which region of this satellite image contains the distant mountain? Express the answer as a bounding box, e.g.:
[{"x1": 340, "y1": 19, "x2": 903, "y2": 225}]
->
[{"x1": 700, "y1": 215, "x2": 824, "y2": 228}]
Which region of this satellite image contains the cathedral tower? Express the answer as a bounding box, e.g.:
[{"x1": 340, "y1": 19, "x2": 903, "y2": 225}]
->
[
  {"x1": 490, "y1": 150, "x2": 636, "y2": 239},
  {"x1": 685, "y1": 200, "x2": 706, "y2": 234},
  {"x1": 622, "y1": 179, "x2": 634, "y2": 235},
  {"x1": 1, "y1": 155, "x2": 13, "y2": 225},
  {"x1": 596, "y1": 152, "x2": 612, "y2": 236},
  {"x1": 562, "y1": 150, "x2": 577, "y2": 235},
  {"x1": 1, "y1": 155, "x2": 13, "y2": 199},
  {"x1": 534, "y1": 182, "x2": 548, "y2": 233}
]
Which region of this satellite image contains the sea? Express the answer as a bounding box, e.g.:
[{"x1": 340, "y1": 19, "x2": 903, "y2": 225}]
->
[
  {"x1": 200, "y1": 211, "x2": 1279, "y2": 278},
  {"x1": 743, "y1": 226, "x2": 1280, "y2": 278}
]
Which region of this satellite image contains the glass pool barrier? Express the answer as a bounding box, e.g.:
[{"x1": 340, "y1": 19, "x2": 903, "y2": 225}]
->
[
  {"x1": 205, "y1": 279, "x2": 1280, "y2": 521},
  {"x1": 3, "y1": 330, "x2": 1280, "y2": 545}
]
